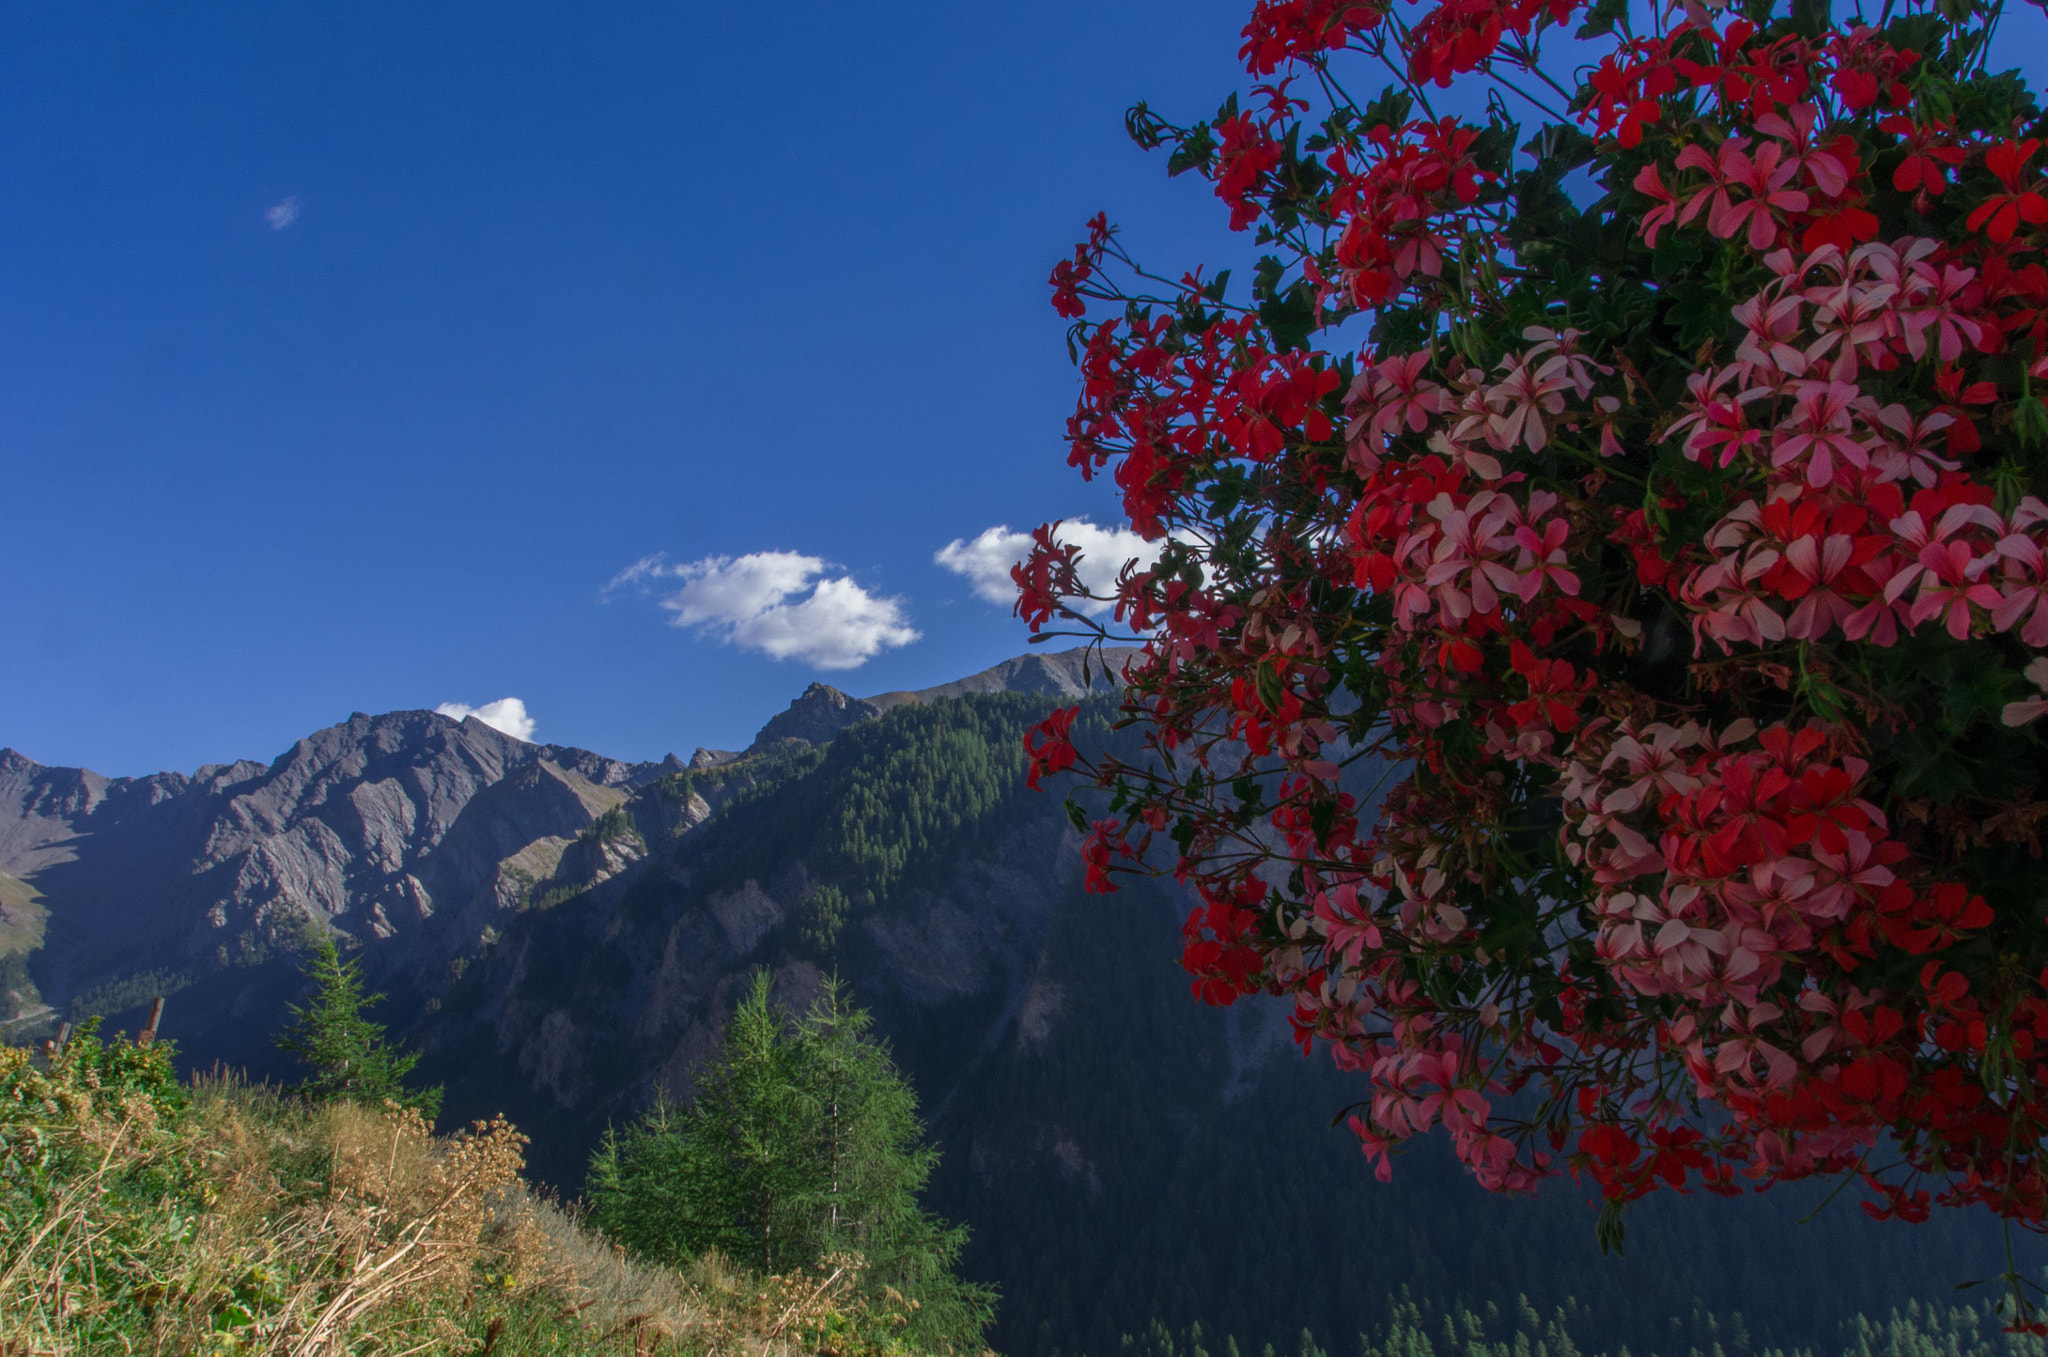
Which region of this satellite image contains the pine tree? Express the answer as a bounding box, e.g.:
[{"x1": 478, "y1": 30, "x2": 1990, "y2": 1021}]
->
[
  {"x1": 275, "y1": 934, "x2": 441, "y2": 1120},
  {"x1": 586, "y1": 970, "x2": 995, "y2": 1352}
]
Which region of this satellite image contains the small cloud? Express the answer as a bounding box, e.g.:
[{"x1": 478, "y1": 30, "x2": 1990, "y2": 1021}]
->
[
  {"x1": 935, "y1": 518, "x2": 1166, "y2": 615},
  {"x1": 607, "y1": 550, "x2": 919, "y2": 670},
  {"x1": 265, "y1": 196, "x2": 303, "y2": 230},
  {"x1": 435, "y1": 697, "x2": 537, "y2": 742},
  {"x1": 603, "y1": 554, "x2": 667, "y2": 595}
]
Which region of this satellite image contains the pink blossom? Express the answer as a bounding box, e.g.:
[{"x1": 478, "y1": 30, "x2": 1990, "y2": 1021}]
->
[
  {"x1": 1770, "y1": 380, "x2": 1871, "y2": 487},
  {"x1": 1755, "y1": 104, "x2": 1850, "y2": 198},
  {"x1": 1635, "y1": 162, "x2": 1681, "y2": 246},
  {"x1": 1902, "y1": 539, "x2": 2002, "y2": 639}
]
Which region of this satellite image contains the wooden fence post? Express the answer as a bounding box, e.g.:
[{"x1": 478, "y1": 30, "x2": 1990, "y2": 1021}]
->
[{"x1": 138, "y1": 996, "x2": 165, "y2": 1048}]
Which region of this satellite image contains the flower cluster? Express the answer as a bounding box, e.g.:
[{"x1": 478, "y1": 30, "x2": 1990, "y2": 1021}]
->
[{"x1": 1028, "y1": 0, "x2": 2048, "y2": 1281}]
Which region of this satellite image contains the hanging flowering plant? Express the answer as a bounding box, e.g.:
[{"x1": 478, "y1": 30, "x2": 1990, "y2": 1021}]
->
[{"x1": 1026, "y1": 0, "x2": 2048, "y2": 1304}]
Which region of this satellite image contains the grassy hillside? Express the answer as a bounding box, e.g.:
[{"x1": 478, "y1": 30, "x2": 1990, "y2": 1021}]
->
[
  {"x1": 0, "y1": 872, "x2": 47, "y2": 955},
  {"x1": 0, "y1": 1029, "x2": 966, "y2": 1355},
  {"x1": 0, "y1": 871, "x2": 50, "y2": 1032}
]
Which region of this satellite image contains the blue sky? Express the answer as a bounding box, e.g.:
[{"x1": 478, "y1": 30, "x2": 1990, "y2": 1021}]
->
[{"x1": 4, "y1": 2, "x2": 2046, "y2": 775}]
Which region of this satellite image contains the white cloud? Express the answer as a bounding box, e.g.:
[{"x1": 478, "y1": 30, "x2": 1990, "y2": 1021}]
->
[
  {"x1": 607, "y1": 550, "x2": 919, "y2": 670},
  {"x1": 435, "y1": 697, "x2": 537, "y2": 742},
  {"x1": 935, "y1": 518, "x2": 1167, "y2": 616},
  {"x1": 265, "y1": 196, "x2": 303, "y2": 230}
]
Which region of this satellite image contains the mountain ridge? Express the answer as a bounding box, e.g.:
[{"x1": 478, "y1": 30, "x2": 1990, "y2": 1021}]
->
[{"x1": 0, "y1": 647, "x2": 1132, "y2": 1050}]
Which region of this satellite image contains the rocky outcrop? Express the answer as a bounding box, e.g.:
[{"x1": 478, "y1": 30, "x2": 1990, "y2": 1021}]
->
[
  {"x1": 0, "y1": 650, "x2": 1133, "y2": 1069},
  {"x1": 414, "y1": 798, "x2": 1086, "y2": 1190},
  {"x1": 744, "y1": 684, "x2": 884, "y2": 754},
  {"x1": 0, "y1": 650, "x2": 1136, "y2": 1079}
]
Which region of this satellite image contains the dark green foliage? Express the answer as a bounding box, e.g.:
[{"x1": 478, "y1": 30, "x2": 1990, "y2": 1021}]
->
[
  {"x1": 275, "y1": 935, "x2": 441, "y2": 1120},
  {"x1": 527, "y1": 882, "x2": 588, "y2": 913},
  {"x1": 579, "y1": 804, "x2": 643, "y2": 849},
  {"x1": 798, "y1": 884, "x2": 853, "y2": 952},
  {"x1": 68, "y1": 967, "x2": 192, "y2": 1024},
  {"x1": 586, "y1": 971, "x2": 995, "y2": 1353}
]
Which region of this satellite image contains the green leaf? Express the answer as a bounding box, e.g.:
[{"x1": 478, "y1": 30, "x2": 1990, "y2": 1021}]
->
[
  {"x1": 1167, "y1": 123, "x2": 1216, "y2": 178},
  {"x1": 1359, "y1": 85, "x2": 1413, "y2": 131},
  {"x1": 1787, "y1": 0, "x2": 1830, "y2": 38},
  {"x1": 1575, "y1": 0, "x2": 1628, "y2": 39},
  {"x1": 2015, "y1": 396, "x2": 2048, "y2": 452},
  {"x1": 1125, "y1": 100, "x2": 1170, "y2": 150},
  {"x1": 1259, "y1": 281, "x2": 1318, "y2": 353}
]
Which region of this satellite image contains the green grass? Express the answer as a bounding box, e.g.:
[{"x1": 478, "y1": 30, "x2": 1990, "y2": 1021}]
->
[{"x1": 0, "y1": 871, "x2": 47, "y2": 958}]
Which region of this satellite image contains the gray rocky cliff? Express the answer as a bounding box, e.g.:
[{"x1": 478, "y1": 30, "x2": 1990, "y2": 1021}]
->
[
  {"x1": 863, "y1": 645, "x2": 1139, "y2": 710},
  {"x1": 0, "y1": 711, "x2": 683, "y2": 1058}
]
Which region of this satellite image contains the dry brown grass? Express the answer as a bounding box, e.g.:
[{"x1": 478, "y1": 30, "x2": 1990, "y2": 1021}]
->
[{"x1": 0, "y1": 1048, "x2": 944, "y2": 1356}]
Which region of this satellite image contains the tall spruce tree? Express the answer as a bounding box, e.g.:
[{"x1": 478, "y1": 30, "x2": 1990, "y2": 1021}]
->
[
  {"x1": 275, "y1": 934, "x2": 441, "y2": 1120},
  {"x1": 586, "y1": 971, "x2": 994, "y2": 1353}
]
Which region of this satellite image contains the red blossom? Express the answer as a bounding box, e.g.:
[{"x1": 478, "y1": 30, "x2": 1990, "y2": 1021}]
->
[{"x1": 1966, "y1": 139, "x2": 2048, "y2": 245}]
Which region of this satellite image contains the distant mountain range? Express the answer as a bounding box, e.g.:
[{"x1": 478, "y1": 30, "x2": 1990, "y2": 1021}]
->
[
  {"x1": 0, "y1": 644, "x2": 2016, "y2": 1356},
  {"x1": 0, "y1": 646, "x2": 1130, "y2": 1048}
]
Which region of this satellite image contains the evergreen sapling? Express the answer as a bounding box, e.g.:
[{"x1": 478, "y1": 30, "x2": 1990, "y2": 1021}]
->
[
  {"x1": 275, "y1": 933, "x2": 441, "y2": 1120},
  {"x1": 586, "y1": 970, "x2": 995, "y2": 1353}
]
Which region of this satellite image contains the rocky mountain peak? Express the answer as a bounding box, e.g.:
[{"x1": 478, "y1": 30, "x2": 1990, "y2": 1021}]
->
[{"x1": 745, "y1": 683, "x2": 885, "y2": 754}]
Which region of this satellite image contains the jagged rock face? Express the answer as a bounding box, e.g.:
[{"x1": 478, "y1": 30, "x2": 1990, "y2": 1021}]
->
[
  {"x1": 732, "y1": 648, "x2": 1140, "y2": 758},
  {"x1": 0, "y1": 712, "x2": 677, "y2": 1055},
  {"x1": 745, "y1": 683, "x2": 884, "y2": 753}
]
